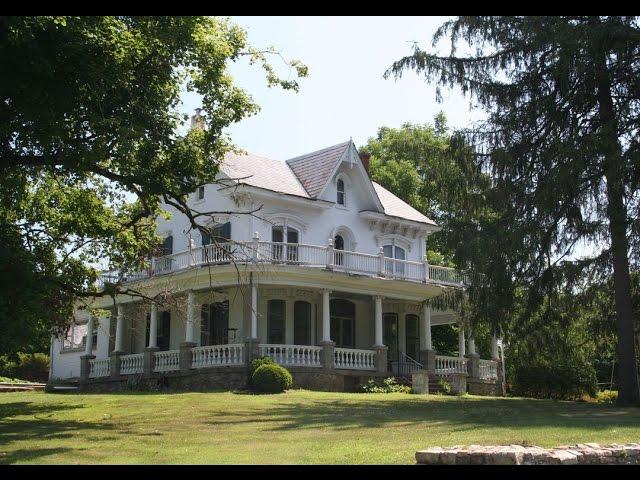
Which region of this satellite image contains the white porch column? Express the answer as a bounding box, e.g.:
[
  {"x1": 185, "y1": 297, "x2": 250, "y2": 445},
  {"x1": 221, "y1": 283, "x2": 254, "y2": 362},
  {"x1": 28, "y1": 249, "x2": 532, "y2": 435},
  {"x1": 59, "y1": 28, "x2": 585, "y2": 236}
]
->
[
  {"x1": 114, "y1": 304, "x2": 124, "y2": 352},
  {"x1": 468, "y1": 333, "x2": 476, "y2": 355},
  {"x1": 321, "y1": 289, "x2": 331, "y2": 342},
  {"x1": 374, "y1": 295, "x2": 383, "y2": 347},
  {"x1": 148, "y1": 302, "x2": 158, "y2": 348},
  {"x1": 251, "y1": 282, "x2": 258, "y2": 339},
  {"x1": 84, "y1": 317, "x2": 95, "y2": 355},
  {"x1": 421, "y1": 303, "x2": 432, "y2": 350},
  {"x1": 491, "y1": 332, "x2": 499, "y2": 359},
  {"x1": 185, "y1": 290, "x2": 195, "y2": 343},
  {"x1": 458, "y1": 324, "x2": 466, "y2": 357}
]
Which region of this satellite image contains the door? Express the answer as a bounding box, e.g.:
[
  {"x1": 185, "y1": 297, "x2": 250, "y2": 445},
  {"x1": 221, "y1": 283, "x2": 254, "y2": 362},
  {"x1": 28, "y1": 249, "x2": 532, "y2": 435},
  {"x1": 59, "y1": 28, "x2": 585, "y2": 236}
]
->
[
  {"x1": 383, "y1": 313, "x2": 399, "y2": 368},
  {"x1": 405, "y1": 314, "x2": 420, "y2": 360}
]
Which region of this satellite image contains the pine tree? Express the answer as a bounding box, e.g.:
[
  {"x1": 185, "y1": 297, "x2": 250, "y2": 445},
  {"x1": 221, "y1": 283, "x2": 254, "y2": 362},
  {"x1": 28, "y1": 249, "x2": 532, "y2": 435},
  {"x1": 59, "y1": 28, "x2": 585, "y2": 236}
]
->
[{"x1": 386, "y1": 16, "x2": 640, "y2": 405}]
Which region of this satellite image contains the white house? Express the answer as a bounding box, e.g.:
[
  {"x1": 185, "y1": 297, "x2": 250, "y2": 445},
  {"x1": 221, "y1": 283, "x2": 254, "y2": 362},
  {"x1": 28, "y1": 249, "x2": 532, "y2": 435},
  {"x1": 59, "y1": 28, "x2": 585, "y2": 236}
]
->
[{"x1": 50, "y1": 117, "x2": 502, "y2": 393}]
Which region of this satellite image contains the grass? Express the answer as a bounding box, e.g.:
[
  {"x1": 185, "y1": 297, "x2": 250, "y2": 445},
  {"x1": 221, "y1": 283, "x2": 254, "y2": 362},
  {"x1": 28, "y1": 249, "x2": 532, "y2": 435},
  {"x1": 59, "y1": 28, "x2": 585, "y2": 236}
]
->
[
  {"x1": 0, "y1": 377, "x2": 30, "y2": 384},
  {"x1": 0, "y1": 389, "x2": 639, "y2": 464}
]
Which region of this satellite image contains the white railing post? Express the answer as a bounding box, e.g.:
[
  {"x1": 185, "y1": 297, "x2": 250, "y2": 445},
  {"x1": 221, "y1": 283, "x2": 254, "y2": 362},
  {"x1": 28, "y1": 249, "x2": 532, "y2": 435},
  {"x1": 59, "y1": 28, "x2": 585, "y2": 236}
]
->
[
  {"x1": 326, "y1": 238, "x2": 334, "y2": 269},
  {"x1": 188, "y1": 237, "x2": 195, "y2": 266},
  {"x1": 423, "y1": 254, "x2": 430, "y2": 282},
  {"x1": 252, "y1": 232, "x2": 260, "y2": 261},
  {"x1": 378, "y1": 246, "x2": 385, "y2": 276}
]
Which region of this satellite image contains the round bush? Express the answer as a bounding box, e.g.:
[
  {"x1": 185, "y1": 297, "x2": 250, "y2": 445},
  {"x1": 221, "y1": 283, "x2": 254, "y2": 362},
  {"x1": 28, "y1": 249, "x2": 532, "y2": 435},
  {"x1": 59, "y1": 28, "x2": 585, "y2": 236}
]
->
[
  {"x1": 251, "y1": 364, "x2": 292, "y2": 393},
  {"x1": 247, "y1": 356, "x2": 275, "y2": 386}
]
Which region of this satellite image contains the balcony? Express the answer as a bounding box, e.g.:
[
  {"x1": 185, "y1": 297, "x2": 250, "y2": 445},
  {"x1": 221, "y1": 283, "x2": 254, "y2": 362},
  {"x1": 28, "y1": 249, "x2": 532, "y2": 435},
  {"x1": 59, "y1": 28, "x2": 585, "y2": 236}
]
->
[{"x1": 97, "y1": 241, "x2": 469, "y2": 289}]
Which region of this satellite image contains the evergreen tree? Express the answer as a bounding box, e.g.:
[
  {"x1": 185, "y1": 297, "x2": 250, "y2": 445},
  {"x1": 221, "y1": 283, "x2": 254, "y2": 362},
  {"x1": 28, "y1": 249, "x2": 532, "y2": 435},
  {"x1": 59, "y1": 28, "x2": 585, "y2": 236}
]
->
[{"x1": 386, "y1": 16, "x2": 640, "y2": 405}]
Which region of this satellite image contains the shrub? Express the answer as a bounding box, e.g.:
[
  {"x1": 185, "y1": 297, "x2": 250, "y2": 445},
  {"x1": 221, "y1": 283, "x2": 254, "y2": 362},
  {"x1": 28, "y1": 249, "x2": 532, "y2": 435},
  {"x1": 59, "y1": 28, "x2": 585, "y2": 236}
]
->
[
  {"x1": 437, "y1": 377, "x2": 452, "y2": 395},
  {"x1": 0, "y1": 352, "x2": 49, "y2": 382},
  {"x1": 247, "y1": 356, "x2": 276, "y2": 387},
  {"x1": 357, "y1": 377, "x2": 411, "y2": 393},
  {"x1": 251, "y1": 364, "x2": 292, "y2": 393},
  {"x1": 595, "y1": 389, "x2": 618, "y2": 404},
  {"x1": 509, "y1": 360, "x2": 597, "y2": 401}
]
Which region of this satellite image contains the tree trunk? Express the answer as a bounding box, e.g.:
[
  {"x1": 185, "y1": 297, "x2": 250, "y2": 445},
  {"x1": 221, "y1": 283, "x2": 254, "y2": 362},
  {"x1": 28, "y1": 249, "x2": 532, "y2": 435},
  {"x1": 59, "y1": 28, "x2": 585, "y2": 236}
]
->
[{"x1": 595, "y1": 32, "x2": 640, "y2": 406}]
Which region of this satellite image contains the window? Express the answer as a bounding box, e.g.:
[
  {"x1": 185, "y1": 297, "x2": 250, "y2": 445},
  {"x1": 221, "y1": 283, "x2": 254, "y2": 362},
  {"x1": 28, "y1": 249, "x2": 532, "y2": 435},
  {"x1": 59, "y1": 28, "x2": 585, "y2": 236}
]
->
[
  {"x1": 202, "y1": 222, "x2": 231, "y2": 246},
  {"x1": 294, "y1": 301, "x2": 311, "y2": 345},
  {"x1": 383, "y1": 244, "x2": 406, "y2": 276},
  {"x1": 200, "y1": 301, "x2": 229, "y2": 345},
  {"x1": 62, "y1": 322, "x2": 88, "y2": 351},
  {"x1": 330, "y1": 299, "x2": 355, "y2": 348},
  {"x1": 267, "y1": 299, "x2": 286, "y2": 344},
  {"x1": 337, "y1": 178, "x2": 345, "y2": 205},
  {"x1": 405, "y1": 314, "x2": 420, "y2": 360},
  {"x1": 162, "y1": 235, "x2": 173, "y2": 256},
  {"x1": 271, "y1": 225, "x2": 299, "y2": 262},
  {"x1": 196, "y1": 186, "x2": 205, "y2": 201},
  {"x1": 334, "y1": 234, "x2": 345, "y2": 266}
]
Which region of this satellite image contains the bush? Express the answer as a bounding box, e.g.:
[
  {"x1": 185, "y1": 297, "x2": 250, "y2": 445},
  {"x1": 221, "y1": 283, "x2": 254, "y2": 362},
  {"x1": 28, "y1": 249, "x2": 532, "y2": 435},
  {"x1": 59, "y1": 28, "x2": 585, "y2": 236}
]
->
[
  {"x1": 595, "y1": 389, "x2": 618, "y2": 404},
  {"x1": 437, "y1": 377, "x2": 452, "y2": 395},
  {"x1": 247, "y1": 356, "x2": 276, "y2": 386},
  {"x1": 357, "y1": 377, "x2": 411, "y2": 393},
  {"x1": 509, "y1": 360, "x2": 597, "y2": 401},
  {"x1": 251, "y1": 364, "x2": 292, "y2": 393},
  {"x1": 0, "y1": 352, "x2": 49, "y2": 382}
]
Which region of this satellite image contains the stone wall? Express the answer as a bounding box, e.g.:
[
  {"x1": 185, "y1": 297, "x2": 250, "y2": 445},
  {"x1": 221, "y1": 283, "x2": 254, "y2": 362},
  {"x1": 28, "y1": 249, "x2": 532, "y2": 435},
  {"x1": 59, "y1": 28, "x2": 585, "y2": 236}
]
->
[
  {"x1": 467, "y1": 379, "x2": 502, "y2": 396},
  {"x1": 416, "y1": 443, "x2": 640, "y2": 465}
]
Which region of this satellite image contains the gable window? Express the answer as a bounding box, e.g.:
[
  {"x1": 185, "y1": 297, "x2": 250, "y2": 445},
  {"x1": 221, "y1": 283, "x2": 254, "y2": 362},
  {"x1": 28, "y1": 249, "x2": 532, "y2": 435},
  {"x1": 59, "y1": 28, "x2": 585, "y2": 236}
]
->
[
  {"x1": 267, "y1": 299, "x2": 286, "y2": 344},
  {"x1": 196, "y1": 186, "x2": 205, "y2": 201},
  {"x1": 271, "y1": 225, "x2": 299, "y2": 262},
  {"x1": 200, "y1": 301, "x2": 229, "y2": 345},
  {"x1": 337, "y1": 179, "x2": 345, "y2": 206}
]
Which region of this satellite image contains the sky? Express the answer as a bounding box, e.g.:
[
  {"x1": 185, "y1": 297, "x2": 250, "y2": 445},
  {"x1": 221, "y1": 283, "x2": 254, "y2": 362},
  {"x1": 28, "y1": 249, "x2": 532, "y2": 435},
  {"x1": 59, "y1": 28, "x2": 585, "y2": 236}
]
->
[{"x1": 180, "y1": 16, "x2": 484, "y2": 160}]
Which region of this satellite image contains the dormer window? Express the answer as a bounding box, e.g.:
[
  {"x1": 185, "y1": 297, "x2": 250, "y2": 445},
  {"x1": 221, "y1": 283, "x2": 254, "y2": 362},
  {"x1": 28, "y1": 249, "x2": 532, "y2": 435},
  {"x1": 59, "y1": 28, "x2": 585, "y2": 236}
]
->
[
  {"x1": 337, "y1": 179, "x2": 345, "y2": 205},
  {"x1": 196, "y1": 186, "x2": 205, "y2": 201}
]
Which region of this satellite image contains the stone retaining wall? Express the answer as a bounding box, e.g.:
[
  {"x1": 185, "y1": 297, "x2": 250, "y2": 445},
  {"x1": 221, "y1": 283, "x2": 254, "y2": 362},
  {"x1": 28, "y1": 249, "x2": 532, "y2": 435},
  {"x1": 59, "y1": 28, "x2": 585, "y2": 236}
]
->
[{"x1": 416, "y1": 443, "x2": 640, "y2": 465}]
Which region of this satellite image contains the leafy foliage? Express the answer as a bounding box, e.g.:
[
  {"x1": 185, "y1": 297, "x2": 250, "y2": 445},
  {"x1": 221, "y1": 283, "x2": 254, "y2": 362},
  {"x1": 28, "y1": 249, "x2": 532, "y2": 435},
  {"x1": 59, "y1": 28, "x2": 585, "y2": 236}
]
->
[
  {"x1": 0, "y1": 16, "x2": 307, "y2": 356},
  {"x1": 356, "y1": 377, "x2": 411, "y2": 393},
  {"x1": 0, "y1": 352, "x2": 50, "y2": 382},
  {"x1": 386, "y1": 16, "x2": 640, "y2": 405},
  {"x1": 251, "y1": 363, "x2": 293, "y2": 393},
  {"x1": 247, "y1": 356, "x2": 276, "y2": 386}
]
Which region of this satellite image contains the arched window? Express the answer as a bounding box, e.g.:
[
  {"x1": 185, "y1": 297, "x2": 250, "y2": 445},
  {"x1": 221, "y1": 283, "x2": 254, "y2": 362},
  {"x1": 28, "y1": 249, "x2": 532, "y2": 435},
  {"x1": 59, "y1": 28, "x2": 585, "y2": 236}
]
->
[
  {"x1": 334, "y1": 234, "x2": 345, "y2": 265},
  {"x1": 337, "y1": 178, "x2": 345, "y2": 205},
  {"x1": 294, "y1": 301, "x2": 311, "y2": 345},
  {"x1": 383, "y1": 244, "x2": 406, "y2": 276},
  {"x1": 267, "y1": 299, "x2": 286, "y2": 344},
  {"x1": 272, "y1": 225, "x2": 299, "y2": 262},
  {"x1": 330, "y1": 299, "x2": 355, "y2": 348}
]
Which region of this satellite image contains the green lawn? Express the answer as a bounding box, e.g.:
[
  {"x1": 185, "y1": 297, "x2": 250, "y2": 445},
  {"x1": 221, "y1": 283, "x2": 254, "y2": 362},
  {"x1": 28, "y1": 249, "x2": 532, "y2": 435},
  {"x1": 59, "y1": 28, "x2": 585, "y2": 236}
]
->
[{"x1": 0, "y1": 390, "x2": 639, "y2": 464}]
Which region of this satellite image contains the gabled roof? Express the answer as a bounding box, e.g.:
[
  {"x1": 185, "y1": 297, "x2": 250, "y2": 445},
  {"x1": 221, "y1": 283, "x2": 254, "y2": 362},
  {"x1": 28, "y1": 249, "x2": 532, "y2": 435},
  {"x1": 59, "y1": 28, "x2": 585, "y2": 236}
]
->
[
  {"x1": 285, "y1": 141, "x2": 351, "y2": 197},
  {"x1": 217, "y1": 141, "x2": 437, "y2": 227},
  {"x1": 372, "y1": 182, "x2": 437, "y2": 226},
  {"x1": 220, "y1": 151, "x2": 309, "y2": 198}
]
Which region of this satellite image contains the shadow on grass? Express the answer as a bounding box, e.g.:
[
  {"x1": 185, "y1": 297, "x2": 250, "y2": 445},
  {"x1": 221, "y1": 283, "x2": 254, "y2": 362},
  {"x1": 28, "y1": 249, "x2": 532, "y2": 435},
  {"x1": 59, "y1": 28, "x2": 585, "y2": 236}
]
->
[
  {"x1": 203, "y1": 395, "x2": 640, "y2": 434},
  {"x1": 0, "y1": 447, "x2": 77, "y2": 465}
]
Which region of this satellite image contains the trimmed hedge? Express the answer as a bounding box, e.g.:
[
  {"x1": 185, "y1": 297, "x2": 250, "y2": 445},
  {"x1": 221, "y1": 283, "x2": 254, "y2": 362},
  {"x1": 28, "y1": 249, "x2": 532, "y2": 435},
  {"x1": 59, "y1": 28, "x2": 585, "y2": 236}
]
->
[
  {"x1": 251, "y1": 364, "x2": 292, "y2": 393},
  {"x1": 247, "y1": 356, "x2": 275, "y2": 386}
]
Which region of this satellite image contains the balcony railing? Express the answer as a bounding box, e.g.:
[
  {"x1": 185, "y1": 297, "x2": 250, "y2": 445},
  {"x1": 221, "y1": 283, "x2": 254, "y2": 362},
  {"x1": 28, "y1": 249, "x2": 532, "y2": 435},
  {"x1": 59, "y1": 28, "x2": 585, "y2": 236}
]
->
[{"x1": 97, "y1": 241, "x2": 469, "y2": 289}]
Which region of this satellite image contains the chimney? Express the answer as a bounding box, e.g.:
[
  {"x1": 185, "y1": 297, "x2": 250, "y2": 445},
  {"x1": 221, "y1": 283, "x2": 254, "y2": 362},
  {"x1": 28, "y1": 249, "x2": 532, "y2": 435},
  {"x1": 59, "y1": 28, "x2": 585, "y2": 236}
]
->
[
  {"x1": 359, "y1": 152, "x2": 371, "y2": 175},
  {"x1": 190, "y1": 108, "x2": 206, "y2": 130}
]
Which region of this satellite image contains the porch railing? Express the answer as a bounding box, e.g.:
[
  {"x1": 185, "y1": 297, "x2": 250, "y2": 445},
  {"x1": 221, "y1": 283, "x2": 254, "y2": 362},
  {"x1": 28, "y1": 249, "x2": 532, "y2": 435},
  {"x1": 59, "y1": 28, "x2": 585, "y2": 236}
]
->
[
  {"x1": 334, "y1": 347, "x2": 376, "y2": 371},
  {"x1": 153, "y1": 350, "x2": 180, "y2": 372},
  {"x1": 191, "y1": 344, "x2": 245, "y2": 368},
  {"x1": 259, "y1": 344, "x2": 322, "y2": 367},
  {"x1": 391, "y1": 352, "x2": 424, "y2": 375},
  {"x1": 479, "y1": 359, "x2": 498, "y2": 380},
  {"x1": 89, "y1": 358, "x2": 110, "y2": 378},
  {"x1": 97, "y1": 241, "x2": 469, "y2": 289},
  {"x1": 435, "y1": 355, "x2": 468, "y2": 375},
  {"x1": 120, "y1": 353, "x2": 144, "y2": 375}
]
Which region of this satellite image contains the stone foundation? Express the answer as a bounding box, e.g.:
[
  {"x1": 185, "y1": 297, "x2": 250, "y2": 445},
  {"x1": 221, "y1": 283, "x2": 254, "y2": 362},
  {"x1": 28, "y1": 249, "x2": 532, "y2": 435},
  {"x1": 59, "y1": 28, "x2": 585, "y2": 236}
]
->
[
  {"x1": 416, "y1": 443, "x2": 640, "y2": 465},
  {"x1": 77, "y1": 367, "x2": 383, "y2": 393},
  {"x1": 467, "y1": 378, "x2": 502, "y2": 396}
]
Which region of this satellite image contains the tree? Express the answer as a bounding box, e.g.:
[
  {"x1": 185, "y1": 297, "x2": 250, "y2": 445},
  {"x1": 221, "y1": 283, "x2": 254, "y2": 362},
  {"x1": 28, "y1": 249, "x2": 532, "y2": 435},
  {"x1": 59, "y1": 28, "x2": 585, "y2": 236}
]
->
[
  {"x1": 385, "y1": 16, "x2": 640, "y2": 405},
  {"x1": 0, "y1": 16, "x2": 307, "y2": 356}
]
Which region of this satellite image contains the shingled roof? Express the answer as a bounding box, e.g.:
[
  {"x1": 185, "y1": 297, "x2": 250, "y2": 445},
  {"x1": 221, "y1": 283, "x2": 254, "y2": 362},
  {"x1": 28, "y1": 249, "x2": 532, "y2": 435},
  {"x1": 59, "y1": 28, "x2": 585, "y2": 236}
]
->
[
  {"x1": 218, "y1": 142, "x2": 436, "y2": 226},
  {"x1": 285, "y1": 141, "x2": 351, "y2": 197}
]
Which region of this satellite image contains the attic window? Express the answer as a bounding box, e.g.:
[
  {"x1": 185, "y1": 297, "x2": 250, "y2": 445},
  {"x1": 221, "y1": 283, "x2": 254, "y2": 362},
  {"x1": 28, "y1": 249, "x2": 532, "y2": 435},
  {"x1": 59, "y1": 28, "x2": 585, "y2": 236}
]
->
[
  {"x1": 337, "y1": 179, "x2": 345, "y2": 205},
  {"x1": 196, "y1": 186, "x2": 205, "y2": 201}
]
